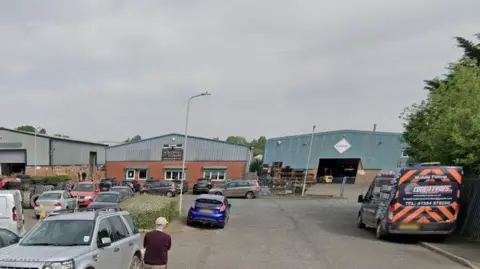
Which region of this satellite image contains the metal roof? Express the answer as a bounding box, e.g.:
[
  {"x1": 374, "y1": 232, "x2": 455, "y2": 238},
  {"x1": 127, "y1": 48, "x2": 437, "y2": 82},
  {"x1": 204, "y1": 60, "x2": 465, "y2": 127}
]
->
[{"x1": 0, "y1": 127, "x2": 108, "y2": 147}]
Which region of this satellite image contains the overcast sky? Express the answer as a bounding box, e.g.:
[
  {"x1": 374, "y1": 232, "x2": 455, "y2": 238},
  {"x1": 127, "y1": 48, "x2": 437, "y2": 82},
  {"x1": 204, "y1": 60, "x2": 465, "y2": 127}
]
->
[{"x1": 1, "y1": 1, "x2": 479, "y2": 142}]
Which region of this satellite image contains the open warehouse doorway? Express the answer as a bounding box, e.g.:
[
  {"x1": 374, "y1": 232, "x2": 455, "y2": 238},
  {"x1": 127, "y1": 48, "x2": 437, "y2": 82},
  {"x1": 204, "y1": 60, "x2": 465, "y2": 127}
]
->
[
  {"x1": 316, "y1": 158, "x2": 360, "y2": 184},
  {"x1": 0, "y1": 150, "x2": 26, "y2": 175}
]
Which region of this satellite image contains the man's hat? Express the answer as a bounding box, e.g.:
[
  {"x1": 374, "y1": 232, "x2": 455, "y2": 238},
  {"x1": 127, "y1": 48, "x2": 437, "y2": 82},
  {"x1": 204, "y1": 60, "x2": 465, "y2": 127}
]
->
[{"x1": 155, "y1": 217, "x2": 169, "y2": 226}]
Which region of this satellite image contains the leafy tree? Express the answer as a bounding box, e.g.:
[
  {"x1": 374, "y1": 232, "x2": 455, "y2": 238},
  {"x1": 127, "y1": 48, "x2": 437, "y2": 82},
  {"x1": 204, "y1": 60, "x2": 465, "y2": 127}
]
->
[
  {"x1": 125, "y1": 135, "x2": 142, "y2": 143},
  {"x1": 401, "y1": 33, "x2": 480, "y2": 172},
  {"x1": 249, "y1": 158, "x2": 263, "y2": 174},
  {"x1": 250, "y1": 136, "x2": 267, "y2": 157},
  {"x1": 226, "y1": 136, "x2": 249, "y2": 144},
  {"x1": 15, "y1": 125, "x2": 46, "y2": 134}
]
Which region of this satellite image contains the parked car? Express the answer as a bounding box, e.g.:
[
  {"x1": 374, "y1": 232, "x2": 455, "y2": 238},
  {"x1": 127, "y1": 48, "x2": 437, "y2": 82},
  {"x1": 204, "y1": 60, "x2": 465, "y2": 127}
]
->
[
  {"x1": 187, "y1": 194, "x2": 231, "y2": 228},
  {"x1": 357, "y1": 163, "x2": 463, "y2": 240},
  {"x1": 192, "y1": 178, "x2": 213, "y2": 194},
  {"x1": 70, "y1": 181, "x2": 100, "y2": 207},
  {"x1": 0, "y1": 190, "x2": 25, "y2": 236},
  {"x1": 0, "y1": 228, "x2": 20, "y2": 248},
  {"x1": 0, "y1": 207, "x2": 143, "y2": 269},
  {"x1": 88, "y1": 192, "x2": 123, "y2": 209},
  {"x1": 141, "y1": 181, "x2": 178, "y2": 197},
  {"x1": 110, "y1": 186, "x2": 134, "y2": 199},
  {"x1": 172, "y1": 179, "x2": 188, "y2": 194},
  {"x1": 209, "y1": 180, "x2": 260, "y2": 199},
  {"x1": 99, "y1": 178, "x2": 119, "y2": 191},
  {"x1": 33, "y1": 190, "x2": 77, "y2": 219}
]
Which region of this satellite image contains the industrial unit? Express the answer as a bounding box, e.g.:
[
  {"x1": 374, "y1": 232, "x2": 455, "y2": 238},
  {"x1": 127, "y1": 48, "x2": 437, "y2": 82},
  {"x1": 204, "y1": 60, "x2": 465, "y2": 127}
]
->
[
  {"x1": 262, "y1": 130, "x2": 407, "y2": 184},
  {"x1": 105, "y1": 133, "x2": 252, "y2": 187},
  {"x1": 0, "y1": 127, "x2": 107, "y2": 179}
]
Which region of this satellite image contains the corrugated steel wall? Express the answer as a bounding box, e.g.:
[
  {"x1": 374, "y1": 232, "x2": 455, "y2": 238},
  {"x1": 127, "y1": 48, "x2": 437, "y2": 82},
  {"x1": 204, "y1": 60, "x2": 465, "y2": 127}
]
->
[
  {"x1": 106, "y1": 134, "x2": 251, "y2": 162},
  {"x1": 263, "y1": 130, "x2": 405, "y2": 169},
  {"x1": 0, "y1": 129, "x2": 50, "y2": 165},
  {"x1": 51, "y1": 140, "x2": 106, "y2": 165}
]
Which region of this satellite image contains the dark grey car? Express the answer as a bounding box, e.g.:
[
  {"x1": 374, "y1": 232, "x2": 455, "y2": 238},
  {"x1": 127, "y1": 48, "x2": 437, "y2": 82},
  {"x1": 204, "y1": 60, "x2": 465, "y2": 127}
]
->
[
  {"x1": 110, "y1": 186, "x2": 134, "y2": 200},
  {"x1": 141, "y1": 181, "x2": 178, "y2": 197},
  {"x1": 87, "y1": 192, "x2": 122, "y2": 209}
]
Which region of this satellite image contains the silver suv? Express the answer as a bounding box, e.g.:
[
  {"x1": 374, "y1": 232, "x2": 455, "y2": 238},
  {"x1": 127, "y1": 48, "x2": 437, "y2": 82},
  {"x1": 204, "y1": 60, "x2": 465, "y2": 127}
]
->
[{"x1": 0, "y1": 207, "x2": 143, "y2": 269}]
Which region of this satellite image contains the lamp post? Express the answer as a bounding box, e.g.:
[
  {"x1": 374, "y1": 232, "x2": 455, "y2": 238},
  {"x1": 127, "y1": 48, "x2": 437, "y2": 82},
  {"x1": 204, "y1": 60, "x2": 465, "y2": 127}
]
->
[
  {"x1": 34, "y1": 127, "x2": 40, "y2": 175},
  {"x1": 179, "y1": 91, "x2": 211, "y2": 213},
  {"x1": 301, "y1": 125, "x2": 316, "y2": 196}
]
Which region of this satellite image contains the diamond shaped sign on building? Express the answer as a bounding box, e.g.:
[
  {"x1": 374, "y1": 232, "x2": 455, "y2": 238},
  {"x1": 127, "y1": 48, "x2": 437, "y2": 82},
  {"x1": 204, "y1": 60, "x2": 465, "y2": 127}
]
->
[{"x1": 334, "y1": 138, "x2": 351, "y2": 154}]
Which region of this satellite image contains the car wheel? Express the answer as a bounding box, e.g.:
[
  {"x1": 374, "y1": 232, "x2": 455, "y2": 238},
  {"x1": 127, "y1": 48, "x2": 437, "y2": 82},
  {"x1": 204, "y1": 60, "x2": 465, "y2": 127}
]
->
[
  {"x1": 357, "y1": 213, "x2": 365, "y2": 229},
  {"x1": 218, "y1": 223, "x2": 225, "y2": 229},
  {"x1": 166, "y1": 191, "x2": 173, "y2": 197},
  {"x1": 130, "y1": 255, "x2": 141, "y2": 269},
  {"x1": 35, "y1": 215, "x2": 40, "y2": 219},
  {"x1": 376, "y1": 221, "x2": 387, "y2": 240},
  {"x1": 215, "y1": 192, "x2": 222, "y2": 196},
  {"x1": 245, "y1": 191, "x2": 254, "y2": 199}
]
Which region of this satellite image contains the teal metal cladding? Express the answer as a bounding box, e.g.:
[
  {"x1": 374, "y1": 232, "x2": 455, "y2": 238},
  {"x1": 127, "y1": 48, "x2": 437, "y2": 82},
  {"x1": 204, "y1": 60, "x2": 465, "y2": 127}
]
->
[{"x1": 263, "y1": 130, "x2": 405, "y2": 170}]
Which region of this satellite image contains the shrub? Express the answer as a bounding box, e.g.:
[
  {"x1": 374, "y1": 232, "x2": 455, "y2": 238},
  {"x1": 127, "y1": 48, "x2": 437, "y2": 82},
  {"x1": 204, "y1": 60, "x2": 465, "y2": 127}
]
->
[
  {"x1": 119, "y1": 195, "x2": 179, "y2": 230},
  {"x1": 31, "y1": 175, "x2": 72, "y2": 185}
]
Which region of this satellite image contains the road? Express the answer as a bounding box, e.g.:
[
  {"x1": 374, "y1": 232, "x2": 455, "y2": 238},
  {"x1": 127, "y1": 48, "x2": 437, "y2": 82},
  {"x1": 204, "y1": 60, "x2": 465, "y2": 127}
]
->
[
  {"x1": 166, "y1": 196, "x2": 466, "y2": 269},
  {"x1": 22, "y1": 196, "x2": 466, "y2": 269}
]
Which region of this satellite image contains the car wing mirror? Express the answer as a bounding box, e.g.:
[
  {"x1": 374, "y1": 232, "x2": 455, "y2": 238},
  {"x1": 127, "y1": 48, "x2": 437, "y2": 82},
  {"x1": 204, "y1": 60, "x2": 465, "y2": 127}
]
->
[
  {"x1": 228, "y1": 203, "x2": 232, "y2": 208},
  {"x1": 357, "y1": 194, "x2": 364, "y2": 203},
  {"x1": 98, "y1": 237, "x2": 112, "y2": 248}
]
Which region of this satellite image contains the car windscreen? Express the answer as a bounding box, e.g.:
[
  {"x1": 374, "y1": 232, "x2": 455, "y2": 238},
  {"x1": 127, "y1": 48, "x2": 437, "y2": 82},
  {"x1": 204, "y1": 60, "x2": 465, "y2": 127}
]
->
[
  {"x1": 195, "y1": 198, "x2": 223, "y2": 207},
  {"x1": 20, "y1": 219, "x2": 94, "y2": 246},
  {"x1": 38, "y1": 193, "x2": 62, "y2": 200},
  {"x1": 397, "y1": 181, "x2": 458, "y2": 206},
  {"x1": 72, "y1": 184, "x2": 94, "y2": 192},
  {"x1": 94, "y1": 193, "x2": 118, "y2": 202}
]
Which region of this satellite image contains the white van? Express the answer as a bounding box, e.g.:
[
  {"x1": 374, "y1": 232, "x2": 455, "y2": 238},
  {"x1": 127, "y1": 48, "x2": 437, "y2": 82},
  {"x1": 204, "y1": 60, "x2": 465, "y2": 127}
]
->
[{"x1": 0, "y1": 190, "x2": 25, "y2": 236}]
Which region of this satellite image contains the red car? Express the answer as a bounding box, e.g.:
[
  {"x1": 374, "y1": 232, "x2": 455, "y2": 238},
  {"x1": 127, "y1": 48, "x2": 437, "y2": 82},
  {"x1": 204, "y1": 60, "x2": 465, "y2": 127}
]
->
[{"x1": 70, "y1": 181, "x2": 100, "y2": 207}]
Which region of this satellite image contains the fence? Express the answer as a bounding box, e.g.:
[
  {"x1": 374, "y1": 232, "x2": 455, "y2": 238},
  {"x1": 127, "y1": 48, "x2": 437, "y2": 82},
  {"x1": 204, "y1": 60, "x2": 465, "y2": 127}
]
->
[{"x1": 457, "y1": 173, "x2": 480, "y2": 239}]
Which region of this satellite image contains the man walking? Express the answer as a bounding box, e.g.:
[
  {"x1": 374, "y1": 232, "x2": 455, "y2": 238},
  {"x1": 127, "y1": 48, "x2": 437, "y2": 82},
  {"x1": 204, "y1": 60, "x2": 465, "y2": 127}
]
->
[{"x1": 143, "y1": 217, "x2": 171, "y2": 269}]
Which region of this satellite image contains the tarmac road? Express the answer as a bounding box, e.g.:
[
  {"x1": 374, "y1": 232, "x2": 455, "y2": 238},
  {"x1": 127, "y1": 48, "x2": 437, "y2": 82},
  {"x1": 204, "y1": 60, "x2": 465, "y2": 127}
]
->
[{"x1": 166, "y1": 197, "x2": 466, "y2": 269}]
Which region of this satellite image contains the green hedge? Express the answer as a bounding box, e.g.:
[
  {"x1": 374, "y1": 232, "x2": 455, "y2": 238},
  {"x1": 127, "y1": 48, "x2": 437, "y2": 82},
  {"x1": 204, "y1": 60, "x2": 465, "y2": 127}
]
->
[
  {"x1": 119, "y1": 195, "x2": 179, "y2": 230},
  {"x1": 31, "y1": 175, "x2": 72, "y2": 185}
]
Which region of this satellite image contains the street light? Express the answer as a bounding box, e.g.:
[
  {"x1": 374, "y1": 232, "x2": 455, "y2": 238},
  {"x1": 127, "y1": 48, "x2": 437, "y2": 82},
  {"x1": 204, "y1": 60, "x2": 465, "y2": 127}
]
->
[
  {"x1": 301, "y1": 125, "x2": 316, "y2": 196},
  {"x1": 179, "y1": 91, "x2": 211, "y2": 213}
]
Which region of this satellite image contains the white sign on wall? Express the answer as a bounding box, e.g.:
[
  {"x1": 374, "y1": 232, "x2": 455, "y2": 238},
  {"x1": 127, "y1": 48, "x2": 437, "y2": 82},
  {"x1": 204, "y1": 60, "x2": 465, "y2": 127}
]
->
[{"x1": 334, "y1": 138, "x2": 351, "y2": 154}]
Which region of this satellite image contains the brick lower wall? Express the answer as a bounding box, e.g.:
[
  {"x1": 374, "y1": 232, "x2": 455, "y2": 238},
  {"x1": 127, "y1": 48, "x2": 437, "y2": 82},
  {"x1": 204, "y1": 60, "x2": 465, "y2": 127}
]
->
[
  {"x1": 105, "y1": 161, "x2": 247, "y2": 187},
  {"x1": 25, "y1": 165, "x2": 105, "y2": 181}
]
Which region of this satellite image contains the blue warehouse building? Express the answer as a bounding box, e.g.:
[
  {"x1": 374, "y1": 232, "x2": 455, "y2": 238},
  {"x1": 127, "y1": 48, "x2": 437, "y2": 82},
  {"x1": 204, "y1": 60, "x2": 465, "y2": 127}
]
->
[{"x1": 263, "y1": 130, "x2": 407, "y2": 184}]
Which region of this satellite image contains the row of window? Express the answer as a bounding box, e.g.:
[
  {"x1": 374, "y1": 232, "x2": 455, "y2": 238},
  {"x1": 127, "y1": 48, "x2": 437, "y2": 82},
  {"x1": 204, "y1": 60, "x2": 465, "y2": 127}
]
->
[{"x1": 125, "y1": 169, "x2": 226, "y2": 181}]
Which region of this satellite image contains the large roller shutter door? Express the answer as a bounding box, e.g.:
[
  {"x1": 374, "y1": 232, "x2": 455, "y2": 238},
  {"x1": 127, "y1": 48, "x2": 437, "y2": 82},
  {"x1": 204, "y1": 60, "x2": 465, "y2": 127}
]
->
[{"x1": 0, "y1": 150, "x2": 26, "y2": 163}]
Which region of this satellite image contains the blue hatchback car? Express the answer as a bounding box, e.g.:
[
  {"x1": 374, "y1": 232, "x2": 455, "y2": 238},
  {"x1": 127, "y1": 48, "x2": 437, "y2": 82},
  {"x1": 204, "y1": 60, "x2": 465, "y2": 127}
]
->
[{"x1": 187, "y1": 194, "x2": 231, "y2": 228}]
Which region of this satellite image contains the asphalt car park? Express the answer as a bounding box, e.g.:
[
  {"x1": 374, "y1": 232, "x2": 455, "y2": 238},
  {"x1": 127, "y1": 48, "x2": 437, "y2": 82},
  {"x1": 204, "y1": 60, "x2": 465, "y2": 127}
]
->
[{"x1": 21, "y1": 195, "x2": 466, "y2": 269}]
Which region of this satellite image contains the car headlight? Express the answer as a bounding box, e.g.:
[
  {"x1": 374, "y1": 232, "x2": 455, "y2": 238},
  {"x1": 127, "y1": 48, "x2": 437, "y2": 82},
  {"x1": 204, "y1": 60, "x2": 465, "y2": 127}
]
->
[
  {"x1": 84, "y1": 196, "x2": 92, "y2": 200},
  {"x1": 43, "y1": 259, "x2": 75, "y2": 269}
]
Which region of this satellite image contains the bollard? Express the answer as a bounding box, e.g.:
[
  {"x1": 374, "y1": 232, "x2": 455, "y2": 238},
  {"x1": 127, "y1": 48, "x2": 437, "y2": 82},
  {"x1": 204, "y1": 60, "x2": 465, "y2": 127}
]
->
[{"x1": 340, "y1": 177, "x2": 347, "y2": 197}]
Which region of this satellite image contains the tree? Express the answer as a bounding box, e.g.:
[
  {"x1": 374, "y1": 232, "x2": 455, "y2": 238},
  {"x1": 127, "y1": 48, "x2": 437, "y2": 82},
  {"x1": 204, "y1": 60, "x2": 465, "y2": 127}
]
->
[
  {"x1": 226, "y1": 136, "x2": 249, "y2": 145},
  {"x1": 250, "y1": 136, "x2": 267, "y2": 157},
  {"x1": 125, "y1": 135, "x2": 142, "y2": 143},
  {"x1": 15, "y1": 125, "x2": 46, "y2": 134},
  {"x1": 249, "y1": 158, "x2": 263, "y2": 174},
  {"x1": 454, "y1": 33, "x2": 480, "y2": 65}
]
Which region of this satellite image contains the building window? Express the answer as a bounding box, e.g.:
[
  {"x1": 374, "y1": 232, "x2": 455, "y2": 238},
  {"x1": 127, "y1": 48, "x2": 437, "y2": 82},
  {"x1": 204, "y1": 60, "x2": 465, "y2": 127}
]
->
[
  {"x1": 125, "y1": 170, "x2": 135, "y2": 180},
  {"x1": 165, "y1": 170, "x2": 184, "y2": 180},
  {"x1": 138, "y1": 169, "x2": 148, "y2": 180},
  {"x1": 203, "y1": 169, "x2": 226, "y2": 181}
]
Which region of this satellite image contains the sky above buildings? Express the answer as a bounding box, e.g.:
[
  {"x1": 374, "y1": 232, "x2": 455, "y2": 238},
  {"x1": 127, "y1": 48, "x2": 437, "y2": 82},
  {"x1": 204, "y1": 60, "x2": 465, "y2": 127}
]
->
[{"x1": 1, "y1": 1, "x2": 479, "y2": 142}]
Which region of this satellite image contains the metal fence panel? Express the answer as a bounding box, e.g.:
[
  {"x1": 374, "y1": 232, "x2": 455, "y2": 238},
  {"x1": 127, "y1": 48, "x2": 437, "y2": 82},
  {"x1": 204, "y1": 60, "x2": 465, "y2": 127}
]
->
[{"x1": 458, "y1": 173, "x2": 480, "y2": 239}]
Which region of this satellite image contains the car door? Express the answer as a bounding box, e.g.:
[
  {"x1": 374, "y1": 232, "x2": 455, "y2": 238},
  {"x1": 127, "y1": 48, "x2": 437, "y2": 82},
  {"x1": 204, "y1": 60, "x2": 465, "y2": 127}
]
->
[
  {"x1": 222, "y1": 182, "x2": 236, "y2": 197},
  {"x1": 108, "y1": 215, "x2": 133, "y2": 268},
  {"x1": 361, "y1": 183, "x2": 377, "y2": 226},
  {"x1": 94, "y1": 217, "x2": 123, "y2": 269}
]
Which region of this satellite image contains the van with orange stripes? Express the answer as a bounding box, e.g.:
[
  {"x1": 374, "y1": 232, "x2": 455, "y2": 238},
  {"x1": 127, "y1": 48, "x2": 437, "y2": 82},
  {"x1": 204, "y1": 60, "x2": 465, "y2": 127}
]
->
[{"x1": 356, "y1": 163, "x2": 462, "y2": 240}]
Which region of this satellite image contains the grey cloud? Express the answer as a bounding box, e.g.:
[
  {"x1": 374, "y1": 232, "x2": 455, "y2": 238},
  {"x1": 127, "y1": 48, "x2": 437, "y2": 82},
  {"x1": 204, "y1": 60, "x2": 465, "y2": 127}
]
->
[{"x1": 0, "y1": 0, "x2": 479, "y2": 141}]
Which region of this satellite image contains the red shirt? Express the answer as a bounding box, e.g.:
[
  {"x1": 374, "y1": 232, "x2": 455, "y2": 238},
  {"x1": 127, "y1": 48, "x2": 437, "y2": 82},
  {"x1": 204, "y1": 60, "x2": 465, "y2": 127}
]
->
[{"x1": 143, "y1": 230, "x2": 171, "y2": 265}]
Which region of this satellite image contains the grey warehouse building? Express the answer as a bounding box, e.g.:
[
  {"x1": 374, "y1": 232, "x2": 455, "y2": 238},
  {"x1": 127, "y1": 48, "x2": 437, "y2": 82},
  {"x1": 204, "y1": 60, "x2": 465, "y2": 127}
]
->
[{"x1": 0, "y1": 127, "x2": 108, "y2": 179}]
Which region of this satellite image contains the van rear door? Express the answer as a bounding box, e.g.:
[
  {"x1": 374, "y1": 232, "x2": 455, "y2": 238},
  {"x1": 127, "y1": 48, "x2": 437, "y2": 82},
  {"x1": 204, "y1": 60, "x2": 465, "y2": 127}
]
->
[
  {"x1": 0, "y1": 196, "x2": 11, "y2": 229},
  {"x1": 393, "y1": 168, "x2": 460, "y2": 224}
]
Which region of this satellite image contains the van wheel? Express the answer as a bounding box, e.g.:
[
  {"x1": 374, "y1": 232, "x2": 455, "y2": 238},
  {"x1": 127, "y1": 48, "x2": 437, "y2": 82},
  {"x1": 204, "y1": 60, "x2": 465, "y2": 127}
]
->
[
  {"x1": 166, "y1": 191, "x2": 173, "y2": 197},
  {"x1": 130, "y1": 255, "x2": 141, "y2": 269},
  {"x1": 245, "y1": 191, "x2": 254, "y2": 199},
  {"x1": 376, "y1": 221, "x2": 387, "y2": 240},
  {"x1": 357, "y1": 213, "x2": 365, "y2": 229}
]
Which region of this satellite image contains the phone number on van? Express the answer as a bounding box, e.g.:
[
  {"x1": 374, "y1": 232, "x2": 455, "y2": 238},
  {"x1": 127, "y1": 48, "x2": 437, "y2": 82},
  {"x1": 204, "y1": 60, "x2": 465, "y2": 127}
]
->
[{"x1": 404, "y1": 201, "x2": 451, "y2": 206}]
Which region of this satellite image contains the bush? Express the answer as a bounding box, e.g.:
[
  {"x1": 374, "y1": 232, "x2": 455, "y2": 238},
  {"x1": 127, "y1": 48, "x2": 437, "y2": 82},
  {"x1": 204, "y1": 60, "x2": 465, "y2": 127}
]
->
[
  {"x1": 31, "y1": 175, "x2": 72, "y2": 185},
  {"x1": 119, "y1": 195, "x2": 179, "y2": 230}
]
